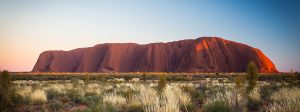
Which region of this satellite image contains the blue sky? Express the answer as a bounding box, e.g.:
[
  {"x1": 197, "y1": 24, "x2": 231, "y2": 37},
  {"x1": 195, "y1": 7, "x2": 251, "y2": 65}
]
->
[{"x1": 0, "y1": 0, "x2": 299, "y2": 72}]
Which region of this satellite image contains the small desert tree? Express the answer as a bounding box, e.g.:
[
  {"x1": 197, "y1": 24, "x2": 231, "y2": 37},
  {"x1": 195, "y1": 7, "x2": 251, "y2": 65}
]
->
[
  {"x1": 246, "y1": 61, "x2": 260, "y2": 111},
  {"x1": 157, "y1": 74, "x2": 167, "y2": 95},
  {"x1": 0, "y1": 70, "x2": 13, "y2": 111},
  {"x1": 84, "y1": 73, "x2": 90, "y2": 84},
  {"x1": 246, "y1": 61, "x2": 258, "y2": 93}
]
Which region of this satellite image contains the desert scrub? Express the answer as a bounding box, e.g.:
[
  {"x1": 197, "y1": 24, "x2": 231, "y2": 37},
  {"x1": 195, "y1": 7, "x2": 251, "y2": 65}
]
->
[
  {"x1": 85, "y1": 83, "x2": 102, "y2": 96},
  {"x1": 269, "y1": 87, "x2": 300, "y2": 101},
  {"x1": 246, "y1": 61, "x2": 258, "y2": 93},
  {"x1": 103, "y1": 93, "x2": 127, "y2": 110},
  {"x1": 49, "y1": 100, "x2": 64, "y2": 111},
  {"x1": 247, "y1": 88, "x2": 262, "y2": 111},
  {"x1": 15, "y1": 86, "x2": 32, "y2": 104},
  {"x1": 203, "y1": 100, "x2": 231, "y2": 112},
  {"x1": 131, "y1": 85, "x2": 159, "y2": 106},
  {"x1": 67, "y1": 87, "x2": 85, "y2": 104},
  {"x1": 30, "y1": 89, "x2": 47, "y2": 104},
  {"x1": 260, "y1": 84, "x2": 280, "y2": 100},
  {"x1": 246, "y1": 61, "x2": 259, "y2": 111},
  {"x1": 167, "y1": 85, "x2": 191, "y2": 108},
  {"x1": 46, "y1": 84, "x2": 65, "y2": 99},
  {"x1": 266, "y1": 87, "x2": 300, "y2": 112},
  {"x1": 203, "y1": 90, "x2": 247, "y2": 112},
  {"x1": 141, "y1": 85, "x2": 188, "y2": 112},
  {"x1": 203, "y1": 92, "x2": 232, "y2": 112},
  {"x1": 0, "y1": 70, "x2": 14, "y2": 111},
  {"x1": 157, "y1": 74, "x2": 167, "y2": 94}
]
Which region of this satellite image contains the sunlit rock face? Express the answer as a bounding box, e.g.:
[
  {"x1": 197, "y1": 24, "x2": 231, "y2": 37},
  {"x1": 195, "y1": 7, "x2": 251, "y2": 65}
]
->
[{"x1": 32, "y1": 37, "x2": 278, "y2": 73}]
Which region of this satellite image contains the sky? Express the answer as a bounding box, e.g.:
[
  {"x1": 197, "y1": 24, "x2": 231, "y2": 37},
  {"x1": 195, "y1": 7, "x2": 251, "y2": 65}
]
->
[{"x1": 0, "y1": 0, "x2": 299, "y2": 72}]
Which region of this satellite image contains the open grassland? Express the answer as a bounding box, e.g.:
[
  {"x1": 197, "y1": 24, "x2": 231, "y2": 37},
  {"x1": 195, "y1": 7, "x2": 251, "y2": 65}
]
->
[
  {"x1": 11, "y1": 72, "x2": 287, "y2": 81},
  {"x1": 2, "y1": 72, "x2": 300, "y2": 112}
]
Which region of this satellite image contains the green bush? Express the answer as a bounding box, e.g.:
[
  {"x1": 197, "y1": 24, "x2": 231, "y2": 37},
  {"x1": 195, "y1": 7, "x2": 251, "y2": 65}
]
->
[
  {"x1": 47, "y1": 88, "x2": 62, "y2": 99},
  {"x1": 157, "y1": 74, "x2": 167, "y2": 94},
  {"x1": 67, "y1": 88, "x2": 84, "y2": 104},
  {"x1": 49, "y1": 101, "x2": 64, "y2": 111},
  {"x1": 246, "y1": 61, "x2": 258, "y2": 93},
  {"x1": 182, "y1": 86, "x2": 204, "y2": 103},
  {"x1": 82, "y1": 96, "x2": 102, "y2": 106},
  {"x1": 246, "y1": 62, "x2": 259, "y2": 111},
  {"x1": 203, "y1": 100, "x2": 231, "y2": 112},
  {"x1": 260, "y1": 85, "x2": 279, "y2": 100},
  {"x1": 0, "y1": 70, "x2": 14, "y2": 111},
  {"x1": 84, "y1": 74, "x2": 90, "y2": 84}
]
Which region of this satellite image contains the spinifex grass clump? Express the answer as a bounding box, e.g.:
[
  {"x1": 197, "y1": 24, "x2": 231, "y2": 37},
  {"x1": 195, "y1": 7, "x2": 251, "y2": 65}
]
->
[
  {"x1": 266, "y1": 87, "x2": 300, "y2": 112},
  {"x1": 30, "y1": 89, "x2": 47, "y2": 104},
  {"x1": 0, "y1": 70, "x2": 14, "y2": 111}
]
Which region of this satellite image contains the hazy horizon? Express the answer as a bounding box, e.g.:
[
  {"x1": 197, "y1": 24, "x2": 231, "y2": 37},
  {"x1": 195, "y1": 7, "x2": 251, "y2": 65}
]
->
[{"x1": 1, "y1": 0, "x2": 299, "y2": 72}]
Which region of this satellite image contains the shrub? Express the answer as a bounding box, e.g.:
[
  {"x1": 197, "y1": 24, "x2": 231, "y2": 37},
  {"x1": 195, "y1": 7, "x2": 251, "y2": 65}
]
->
[
  {"x1": 49, "y1": 101, "x2": 64, "y2": 111},
  {"x1": 85, "y1": 83, "x2": 102, "y2": 96},
  {"x1": 246, "y1": 61, "x2": 258, "y2": 93},
  {"x1": 67, "y1": 88, "x2": 84, "y2": 104},
  {"x1": 182, "y1": 86, "x2": 203, "y2": 102},
  {"x1": 103, "y1": 93, "x2": 127, "y2": 108},
  {"x1": 142, "y1": 73, "x2": 147, "y2": 82},
  {"x1": 203, "y1": 100, "x2": 231, "y2": 112},
  {"x1": 270, "y1": 87, "x2": 300, "y2": 101},
  {"x1": 84, "y1": 74, "x2": 90, "y2": 84},
  {"x1": 260, "y1": 85, "x2": 279, "y2": 100},
  {"x1": 132, "y1": 85, "x2": 159, "y2": 106},
  {"x1": 0, "y1": 70, "x2": 14, "y2": 111},
  {"x1": 46, "y1": 85, "x2": 64, "y2": 99},
  {"x1": 265, "y1": 87, "x2": 300, "y2": 112},
  {"x1": 248, "y1": 88, "x2": 261, "y2": 101},
  {"x1": 157, "y1": 74, "x2": 167, "y2": 94},
  {"x1": 203, "y1": 90, "x2": 247, "y2": 112},
  {"x1": 265, "y1": 99, "x2": 300, "y2": 112},
  {"x1": 80, "y1": 96, "x2": 103, "y2": 112},
  {"x1": 163, "y1": 85, "x2": 189, "y2": 111},
  {"x1": 246, "y1": 61, "x2": 259, "y2": 111},
  {"x1": 30, "y1": 89, "x2": 47, "y2": 104}
]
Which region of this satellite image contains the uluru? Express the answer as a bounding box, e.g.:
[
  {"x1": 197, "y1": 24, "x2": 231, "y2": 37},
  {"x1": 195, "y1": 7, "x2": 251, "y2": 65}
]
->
[{"x1": 32, "y1": 37, "x2": 278, "y2": 73}]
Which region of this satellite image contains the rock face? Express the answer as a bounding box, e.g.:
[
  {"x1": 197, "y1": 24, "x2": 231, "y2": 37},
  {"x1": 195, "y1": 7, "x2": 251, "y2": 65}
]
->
[{"x1": 32, "y1": 37, "x2": 278, "y2": 73}]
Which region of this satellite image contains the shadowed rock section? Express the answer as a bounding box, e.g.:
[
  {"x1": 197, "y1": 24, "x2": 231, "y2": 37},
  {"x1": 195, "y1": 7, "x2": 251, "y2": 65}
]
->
[{"x1": 32, "y1": 37, "x2": 278, "y2": 73}]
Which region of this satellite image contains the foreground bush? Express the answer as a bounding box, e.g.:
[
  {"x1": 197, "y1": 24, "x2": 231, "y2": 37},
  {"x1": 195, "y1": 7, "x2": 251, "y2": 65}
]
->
[
  {"x1": 49, "y1": 101, "x2": 64, "y2": 111},
  {"x1": 203, "y1": 92, "x2": 232, "y2": 112},
  {"x1": 157, "y1": 74, "x2": 167, "y2": 94},
  {"x1": 67, "y1": 87, "x2": 84, "y2": 104},
  {"x1": 0, "y1": 70, "x2": 13, "y2": 111},
  {"x1": 247, "y1": 88, "x2": 261, "y2": 111},
  {"x1": 246, "y1": 61, "x2": 258, "y2": 93},
  {"x1": 203, "y1": 100, "x2": 231, "y2": 112},
  {"x1": 30, "y1": 89, "x2": 47, "y2": 104},
  {"x1": 266, "y1": 87, "x2": 300, "y2": 112}
]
